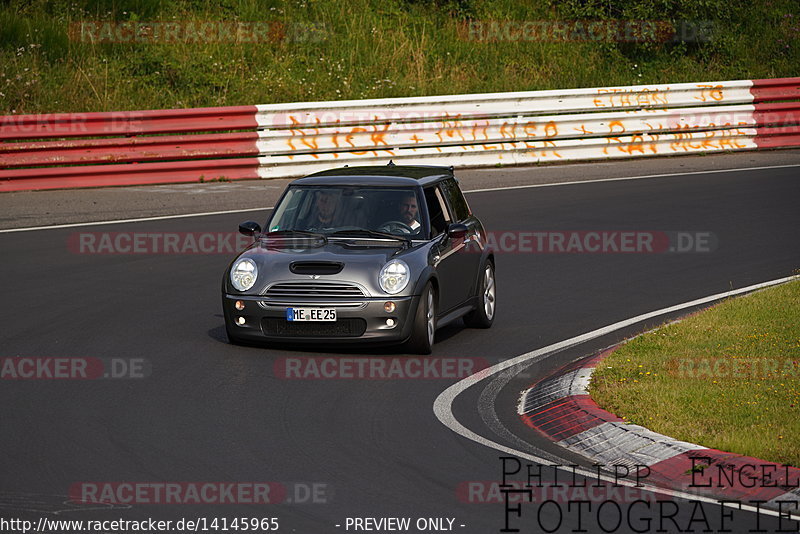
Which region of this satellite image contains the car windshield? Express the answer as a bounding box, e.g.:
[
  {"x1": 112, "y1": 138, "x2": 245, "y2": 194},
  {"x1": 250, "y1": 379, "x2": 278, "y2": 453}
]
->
[{"x1": 267, "y1": 186, "x2": 426, "y2": 238}]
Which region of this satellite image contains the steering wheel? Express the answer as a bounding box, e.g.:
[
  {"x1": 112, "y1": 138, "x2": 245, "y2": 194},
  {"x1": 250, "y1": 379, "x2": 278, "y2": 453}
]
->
[{"x1": 377, "y1": 220, "x2": 414, "y2": 235}]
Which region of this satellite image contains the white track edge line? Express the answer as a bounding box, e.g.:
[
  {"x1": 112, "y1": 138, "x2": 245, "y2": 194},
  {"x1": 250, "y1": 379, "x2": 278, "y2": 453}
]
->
[
  {"x1": 464, "y1": 163, "x2": 800, "y2": 194},
  {"x1": 0, "y1": 207, "x2": 272, "y2": 234},
  {"x1": 433, "y1": 274, "x2": 799, "y2": 518},
  {"x1": 2, "y1": 162, "x2": 798, "y2": 234}
]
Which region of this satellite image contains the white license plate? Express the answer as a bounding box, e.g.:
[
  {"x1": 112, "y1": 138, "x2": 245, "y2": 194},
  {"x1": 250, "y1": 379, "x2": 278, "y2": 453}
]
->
[{"x1": 286, "y1": 307, "x2": 337, "y2": 322}]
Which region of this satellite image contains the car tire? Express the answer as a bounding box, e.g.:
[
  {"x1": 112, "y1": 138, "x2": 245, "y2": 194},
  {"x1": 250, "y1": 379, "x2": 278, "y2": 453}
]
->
[
  {"x1": 407, "y1": 282, "x2": 436, "y2": 355},
  {"x1": 464, "y1": 261, "x2": 496, "y2": 329}
]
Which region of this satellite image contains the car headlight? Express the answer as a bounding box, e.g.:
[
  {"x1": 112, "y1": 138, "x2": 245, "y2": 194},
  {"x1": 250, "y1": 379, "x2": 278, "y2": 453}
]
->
[
  {"x1": 231, "y1": 258, "x2": 258, "y2": 291},
  {"x1": 379, "y1": 260, "x2": 410, "y2": 294}
]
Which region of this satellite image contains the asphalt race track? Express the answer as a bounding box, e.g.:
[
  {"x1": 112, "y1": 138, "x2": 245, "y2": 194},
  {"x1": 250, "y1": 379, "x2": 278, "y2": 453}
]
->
[{"x1": 1, "y1": 161, "x2": 799, "y2": 533}]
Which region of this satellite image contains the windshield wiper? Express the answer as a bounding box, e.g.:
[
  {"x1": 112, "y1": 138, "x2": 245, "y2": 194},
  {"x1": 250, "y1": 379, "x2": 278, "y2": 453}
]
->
[
  {"x1": 262, "y1": 230, "x2": 328, "y2": 245},
  {"x1": 329, "y1": 229, "x2": 410, "y2": 246},
  {"x1": 265, "y1": 230, "x2": 327, "y2": 239}
]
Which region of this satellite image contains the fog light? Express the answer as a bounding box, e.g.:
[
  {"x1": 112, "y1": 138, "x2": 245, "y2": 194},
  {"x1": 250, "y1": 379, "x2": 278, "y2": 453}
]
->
[
  {"x1": 386, "y1": 318, "x2": 395, "y2": 327},
  {"x1": 235, "y1": 300, "x2": 245, "y2": 311},
  {"x1": 237, "y1": 316, "x2": 246, "y2": 325},
  {"x1": 384, "y1": 301, "x2": 396, "y2": 313}
]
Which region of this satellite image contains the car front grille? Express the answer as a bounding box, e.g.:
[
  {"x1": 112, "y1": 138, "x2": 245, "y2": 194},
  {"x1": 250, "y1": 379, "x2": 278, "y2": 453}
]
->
[
  {"x1": 263, "y1": 281, "x2": 367, "y2": 299},
  {"x1": 261, "y1": 318, "x2": 367, "y2": 338},
  {"x1": 258, "y1": 300, "x2": 366, "y2": 309}
]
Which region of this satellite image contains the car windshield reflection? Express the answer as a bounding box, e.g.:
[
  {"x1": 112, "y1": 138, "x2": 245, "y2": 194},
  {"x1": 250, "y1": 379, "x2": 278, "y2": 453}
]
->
[{"x1": 267, "y1": 186, "x2": 425, "y2": 238}]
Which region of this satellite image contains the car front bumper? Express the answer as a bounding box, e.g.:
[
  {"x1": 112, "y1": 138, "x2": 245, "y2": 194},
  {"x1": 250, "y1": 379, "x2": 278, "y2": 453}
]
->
[{"x1": 222, "y1": 294, "x2": 419, "y2": 345}]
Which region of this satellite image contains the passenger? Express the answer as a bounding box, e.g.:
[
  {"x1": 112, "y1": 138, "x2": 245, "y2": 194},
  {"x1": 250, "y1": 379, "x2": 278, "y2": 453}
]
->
[{"x1": 305, "y1": 189, "x2": 340, "y2": 230}]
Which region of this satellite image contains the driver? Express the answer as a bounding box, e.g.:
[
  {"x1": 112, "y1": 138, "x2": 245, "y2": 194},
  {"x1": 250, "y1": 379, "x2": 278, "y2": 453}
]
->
[
  {"x1": 305, "y1": 189, "x2": 340, "y2": 230},
  {"x1": 397, "y1": 192, "x2": 421, "y2": 231}
]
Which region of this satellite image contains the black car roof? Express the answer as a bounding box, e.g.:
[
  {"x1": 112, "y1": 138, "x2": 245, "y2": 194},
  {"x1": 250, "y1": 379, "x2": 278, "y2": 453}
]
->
[{"x1": 292, "y1": 165, "x2": 453, "y2": 187}]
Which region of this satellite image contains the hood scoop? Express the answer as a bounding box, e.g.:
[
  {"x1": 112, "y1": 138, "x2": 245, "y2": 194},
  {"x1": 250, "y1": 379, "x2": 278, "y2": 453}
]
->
[{"x1": 290, "y1": 261, "x2": 344, "y2": 275}]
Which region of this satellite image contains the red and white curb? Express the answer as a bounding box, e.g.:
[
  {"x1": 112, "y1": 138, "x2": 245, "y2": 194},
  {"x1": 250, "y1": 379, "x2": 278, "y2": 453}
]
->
[
  {"x1": 435, "y1": 275, "x2": 799, "y2": 518},
  {"x1": 518, "y1": 346, "x2": 800, "y2": 510}
]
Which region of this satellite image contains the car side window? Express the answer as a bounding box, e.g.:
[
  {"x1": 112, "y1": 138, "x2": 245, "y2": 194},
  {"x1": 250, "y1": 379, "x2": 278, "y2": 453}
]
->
[
  {"x1": 441, "y1": 178, "x2": 471, "y2": 222},
  {"x1": 424, "y1": 185, "x2": 453, "y2": 238}
]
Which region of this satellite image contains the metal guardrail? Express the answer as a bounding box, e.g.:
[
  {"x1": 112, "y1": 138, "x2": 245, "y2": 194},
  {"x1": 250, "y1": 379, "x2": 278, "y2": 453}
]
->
[{"x1": 1, "y1": 77, "x2": 798, "y2": 191}]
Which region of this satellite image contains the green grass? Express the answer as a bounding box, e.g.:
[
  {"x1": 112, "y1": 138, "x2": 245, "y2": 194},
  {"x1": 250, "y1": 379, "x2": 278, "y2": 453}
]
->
[
  {"x1": 590, "y1": 279, "x2": 800, "y2": 467},
  {"x1": 0, "y1": 0, "x2": 798, "y2": 114}
]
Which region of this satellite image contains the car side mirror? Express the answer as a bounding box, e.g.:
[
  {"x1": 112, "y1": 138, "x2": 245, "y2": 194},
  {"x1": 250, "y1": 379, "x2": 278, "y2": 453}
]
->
[
  {"x1": 446, "y1": 223, "x2": 468, "y2": 240},
  {"x1": 239, "y1": 221, "x2": 262, "y2": 237}
]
